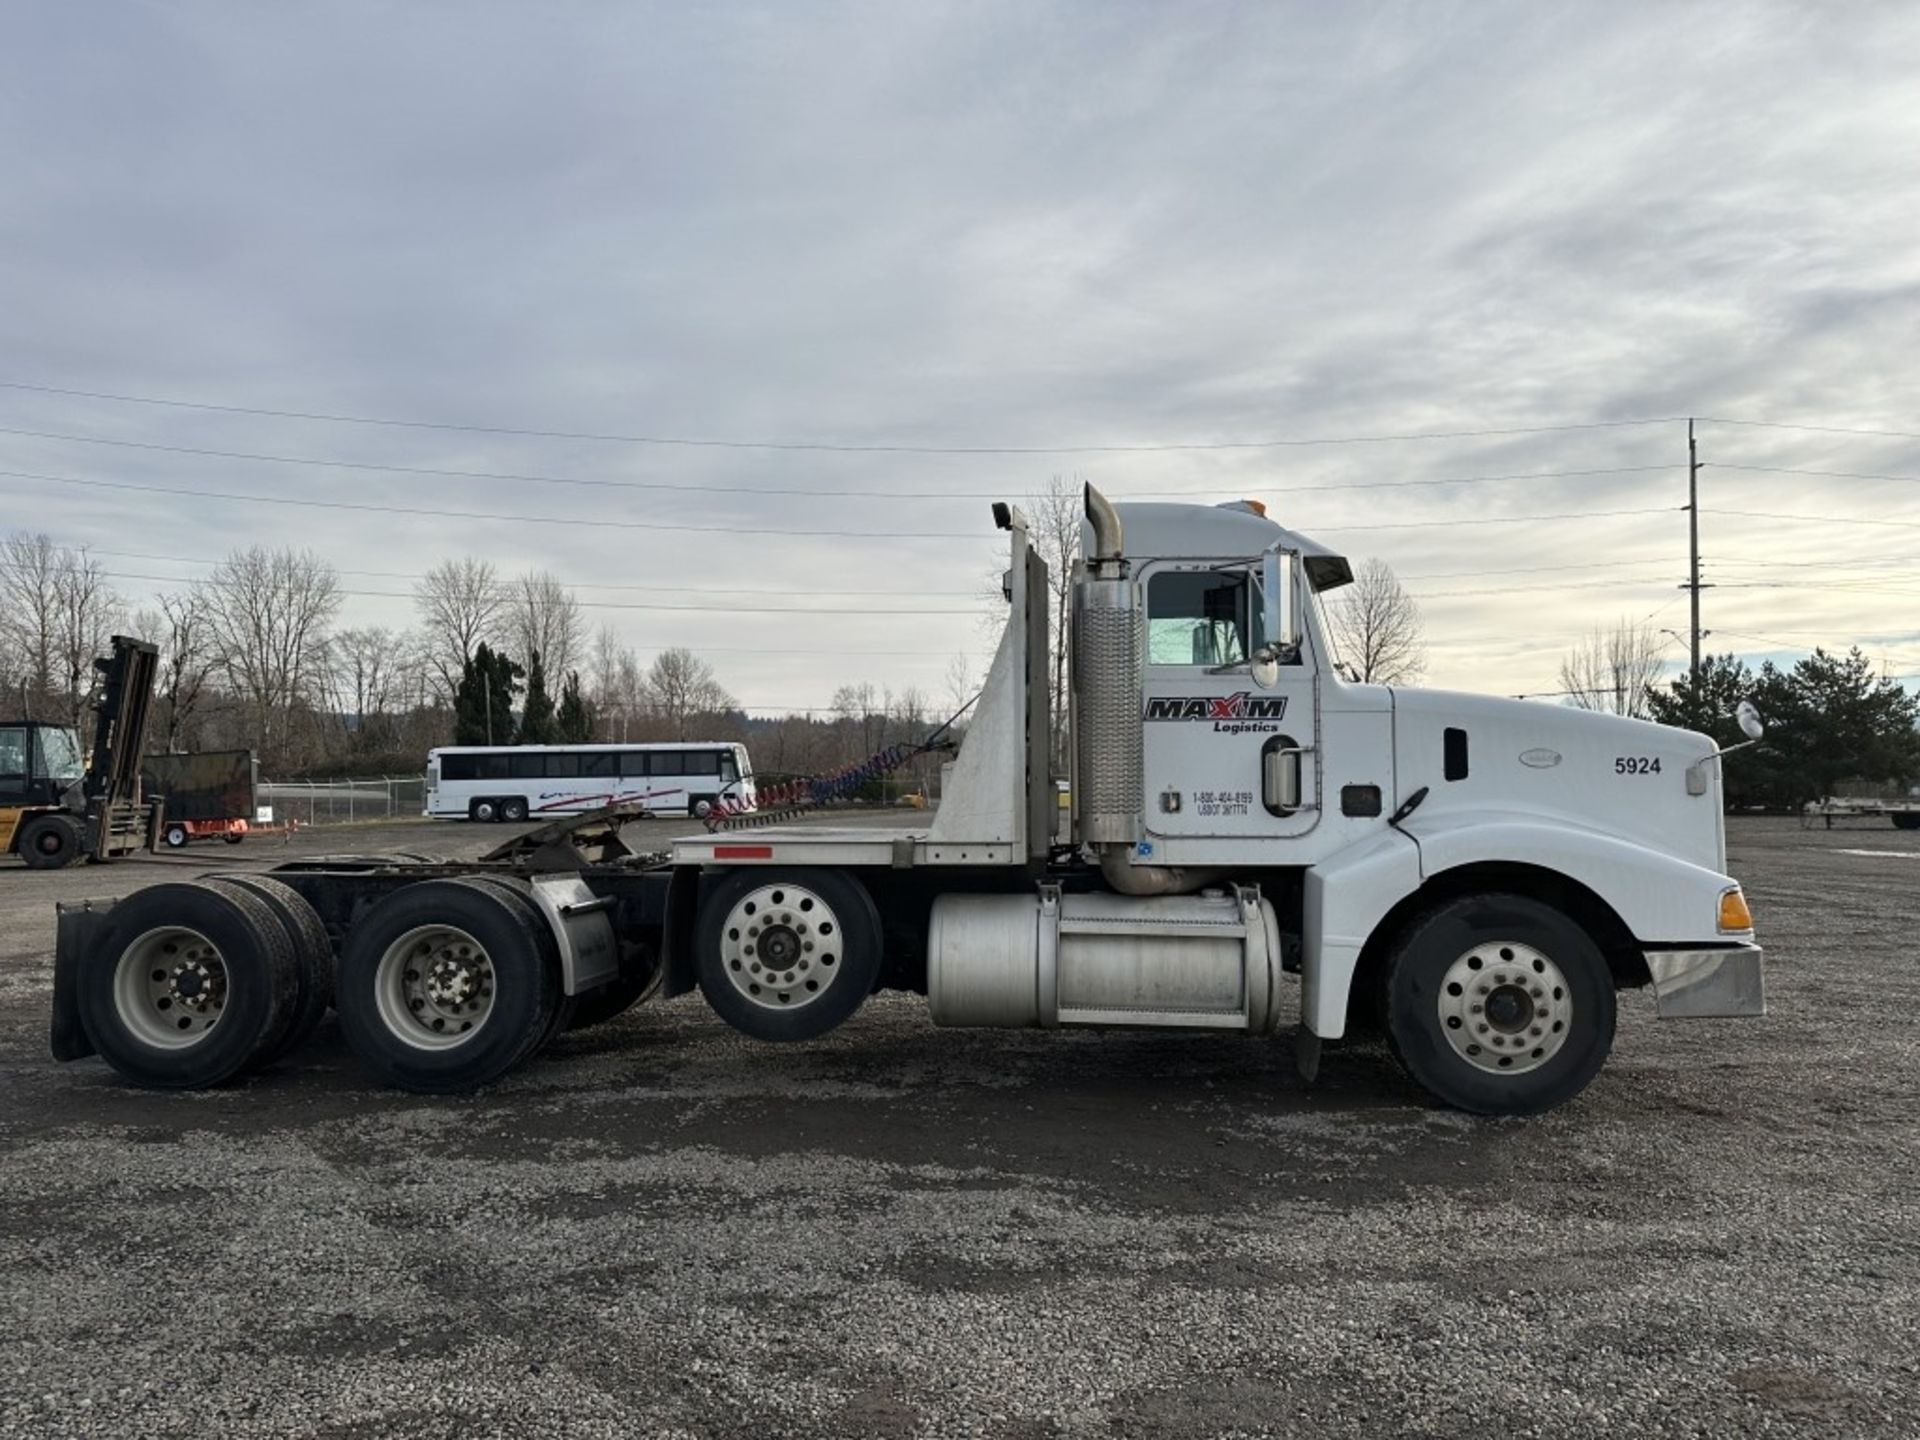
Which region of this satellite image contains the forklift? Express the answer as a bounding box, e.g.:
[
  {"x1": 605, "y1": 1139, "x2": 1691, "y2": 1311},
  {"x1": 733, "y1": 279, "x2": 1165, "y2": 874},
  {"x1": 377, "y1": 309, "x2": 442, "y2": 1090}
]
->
[{"x1": 1, "y1": 636, "x2": 163, "y2": 868}]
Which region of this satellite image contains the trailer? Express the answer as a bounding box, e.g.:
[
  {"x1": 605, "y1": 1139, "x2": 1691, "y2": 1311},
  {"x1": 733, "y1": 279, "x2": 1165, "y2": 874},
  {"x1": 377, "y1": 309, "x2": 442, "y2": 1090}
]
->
[
  {"x1": 1801, "y1": 796, "x2": 1920, "y2": 830},
  {"x1": 49, "y1": 488, "x2": 1766, "y2": 1114},
  {"x1": 141, "y1": 748, "x2": 259, "y2": 848}
]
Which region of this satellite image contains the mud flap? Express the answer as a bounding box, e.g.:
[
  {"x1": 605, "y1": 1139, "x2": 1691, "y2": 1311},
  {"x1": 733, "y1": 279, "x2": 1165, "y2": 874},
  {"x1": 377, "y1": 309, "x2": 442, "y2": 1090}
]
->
[
  {"x1": 1294, "y1": 1027, "x2": 1321, "y2": 1084},
  {"x1": 51, "y1": 900, "x2": 115, "y2": 1062}
]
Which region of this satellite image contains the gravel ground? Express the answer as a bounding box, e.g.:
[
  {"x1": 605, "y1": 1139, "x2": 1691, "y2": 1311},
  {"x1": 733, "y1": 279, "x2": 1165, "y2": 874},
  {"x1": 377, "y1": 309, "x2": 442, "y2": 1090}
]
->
[{"x1": 1, "y1": 814, "x2": 1916, "y2": 1438}]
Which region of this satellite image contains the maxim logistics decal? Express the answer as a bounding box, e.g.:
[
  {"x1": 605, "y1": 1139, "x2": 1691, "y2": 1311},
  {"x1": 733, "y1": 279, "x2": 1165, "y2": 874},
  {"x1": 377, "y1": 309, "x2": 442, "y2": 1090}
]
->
[{"x1": 1142, "y1": 692, "x2": 1287, "y2": 734}]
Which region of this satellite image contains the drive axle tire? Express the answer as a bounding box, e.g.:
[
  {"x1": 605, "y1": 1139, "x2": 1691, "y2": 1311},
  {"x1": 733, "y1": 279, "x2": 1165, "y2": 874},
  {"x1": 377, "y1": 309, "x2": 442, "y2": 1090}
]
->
[
  {"x1": 1893, "y1": 814, "x2": 1920, "y2": 831},
  {"x1": 77, "y1": 881, "x2": 301, "y2": 1089},
  {"x1": 335, "y1": 878, "x2": 561, "y2": 1093},
  {"x1": 460, "y1": 875, "x2": 576, "y2": 1051},
  {"x1": 1383, "y1": 892, "x2": 1615, "y2": 1116},
  {"x1": 694, "y1": 867, "x2": 882, "y2": 1042},
  {"x1": 19, "y1": 813, "x2": 85, "y2": 870},
  {"x1": 501, "y1": 797, "x2": 530, "y2": 823},
  {"x1": 204, "y1": 875, "x2": 334, "y2": 1069}
]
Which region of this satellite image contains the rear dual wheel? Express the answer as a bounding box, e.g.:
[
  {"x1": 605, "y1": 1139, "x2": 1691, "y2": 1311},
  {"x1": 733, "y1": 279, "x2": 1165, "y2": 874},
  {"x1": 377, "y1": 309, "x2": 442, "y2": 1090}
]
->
[
  {"x1": 335, "y1": 878, "x2": 562, "y2": 1093},
  {"x1": 78, "y1": 882, "x2": 304, "y2": 1089}
]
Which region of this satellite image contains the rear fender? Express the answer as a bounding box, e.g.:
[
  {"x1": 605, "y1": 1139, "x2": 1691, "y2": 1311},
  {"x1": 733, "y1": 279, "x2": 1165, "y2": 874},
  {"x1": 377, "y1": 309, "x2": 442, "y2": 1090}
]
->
[{"x1": 51, "y1": 900, "x2": 114, "y2": 1062}]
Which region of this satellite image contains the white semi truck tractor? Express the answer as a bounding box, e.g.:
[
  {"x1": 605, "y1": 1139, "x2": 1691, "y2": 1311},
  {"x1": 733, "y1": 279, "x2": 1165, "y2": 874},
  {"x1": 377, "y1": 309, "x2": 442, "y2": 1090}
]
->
[{"x1": 50, "y1": 485, "x2": 1764, "y2": 1114}]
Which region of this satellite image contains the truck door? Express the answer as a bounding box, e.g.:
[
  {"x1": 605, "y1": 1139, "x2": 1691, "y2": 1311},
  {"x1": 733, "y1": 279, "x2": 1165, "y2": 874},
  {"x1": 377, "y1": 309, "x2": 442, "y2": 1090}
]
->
[{"x1": 1138, "y1": 561, "x2": 1318, "y2": 840}]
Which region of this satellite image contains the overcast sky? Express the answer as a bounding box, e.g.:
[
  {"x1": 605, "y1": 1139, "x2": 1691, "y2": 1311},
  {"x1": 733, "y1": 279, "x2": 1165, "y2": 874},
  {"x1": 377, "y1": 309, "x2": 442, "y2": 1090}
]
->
[{"x1": 4, "y1": 2, "x2": 1920, "y2": 711}]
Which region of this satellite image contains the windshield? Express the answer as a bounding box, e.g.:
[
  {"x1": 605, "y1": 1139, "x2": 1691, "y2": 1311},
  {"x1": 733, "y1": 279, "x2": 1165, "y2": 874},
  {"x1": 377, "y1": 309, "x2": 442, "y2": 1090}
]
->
[{"x1": 34, "y1": 726, "x2": 85, "y2": 782}]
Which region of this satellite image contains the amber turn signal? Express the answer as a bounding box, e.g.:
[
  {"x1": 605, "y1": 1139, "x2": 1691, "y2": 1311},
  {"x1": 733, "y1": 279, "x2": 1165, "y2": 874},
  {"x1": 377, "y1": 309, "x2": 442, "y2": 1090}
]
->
[{"x1": 1718, "y1": 887, "x2": 1753, "y2": 933}]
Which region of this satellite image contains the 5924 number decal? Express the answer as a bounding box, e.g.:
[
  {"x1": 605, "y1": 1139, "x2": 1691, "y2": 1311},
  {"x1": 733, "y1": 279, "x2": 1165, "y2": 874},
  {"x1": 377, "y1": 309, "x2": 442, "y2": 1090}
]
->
[{"x1": 1614, "y1": 756, "x2": 1662, "y2": 775}]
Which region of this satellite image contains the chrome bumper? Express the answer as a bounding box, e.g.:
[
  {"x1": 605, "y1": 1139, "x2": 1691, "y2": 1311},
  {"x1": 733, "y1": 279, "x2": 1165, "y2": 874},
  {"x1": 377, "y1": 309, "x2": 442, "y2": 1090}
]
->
[{"x1": 1645, "y1": 943, "x2": 1765, "y2": 1019}]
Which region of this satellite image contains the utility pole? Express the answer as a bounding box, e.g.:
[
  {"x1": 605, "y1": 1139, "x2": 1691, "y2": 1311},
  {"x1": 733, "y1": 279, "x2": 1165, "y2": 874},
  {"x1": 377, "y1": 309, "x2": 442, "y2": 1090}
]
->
[{"x1": 1681, "y1": 418, "x2": 1710, "y2": 688}]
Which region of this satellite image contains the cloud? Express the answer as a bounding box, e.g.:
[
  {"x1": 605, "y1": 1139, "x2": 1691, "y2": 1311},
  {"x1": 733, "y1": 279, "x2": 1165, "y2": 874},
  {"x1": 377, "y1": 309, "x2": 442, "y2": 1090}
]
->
[{"x1": 2, "y1": 1, "x2": 1918, "y2": 703}]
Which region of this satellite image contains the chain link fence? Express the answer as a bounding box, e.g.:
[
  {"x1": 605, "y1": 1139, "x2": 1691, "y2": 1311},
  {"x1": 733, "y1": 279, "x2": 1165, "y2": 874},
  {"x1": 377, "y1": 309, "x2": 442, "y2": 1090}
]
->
[{"x1": 258, "y1": 776, "x2": 426, "y2": 827}]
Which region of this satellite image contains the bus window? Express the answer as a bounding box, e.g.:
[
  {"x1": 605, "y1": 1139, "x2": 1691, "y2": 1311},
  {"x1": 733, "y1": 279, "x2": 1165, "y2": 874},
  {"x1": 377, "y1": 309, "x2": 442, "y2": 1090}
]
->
[
  {"x1": 479, "y1": 754, "x2": 511, "y2": 780},
  {"x1": 618, "y1": 751, "x2": 649, "y2": 777},
  {"x1": 510, "y1": 753, "x2": 544, "y2": 779},
  {"x1": 719, "y1": 753, "x2": 739, "y2": 783},
  {"x1": 652, "y1": 753, "x2": 685, "y2": 776},
  {"x1": 685, "y1": 750, "x2": 720, "y2": 775},
  {"x1": 547, "y1": 754, "x2": 580, "y2": 778},
  {"x1": 579, "y1": 751, "x2": 618, "y2": 778},
  {"x1": 441, "y1": 754, "x2": 478, "y2": 782}
]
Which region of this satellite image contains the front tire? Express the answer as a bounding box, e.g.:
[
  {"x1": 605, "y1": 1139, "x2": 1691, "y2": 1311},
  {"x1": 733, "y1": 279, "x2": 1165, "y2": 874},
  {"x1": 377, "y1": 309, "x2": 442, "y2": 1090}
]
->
[
  {"x1": 335, "y1": 878, "x2": 561, "y2": 1093},
  {"x1": 164, "y1": 823, "x2": 190, "y2": 849},
  {"x1": 19, "y1": 813, "x2": 85, "y2": 869},
  {"x1": 1382, "y1": 892, "x2": 1615, "y2": 1115},
  {"x1": 694, "y1": 867, "x2": 882, "y2": 1041}
]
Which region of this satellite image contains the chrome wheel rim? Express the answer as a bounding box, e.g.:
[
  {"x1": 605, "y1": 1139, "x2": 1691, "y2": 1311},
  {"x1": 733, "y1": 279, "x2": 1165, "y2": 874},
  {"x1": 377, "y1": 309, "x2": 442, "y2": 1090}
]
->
[
  {"x1": 1436, "y1": 941, "x2": 1572, "y2": 1075},
  {"x1": 113, "y1": 927, "x2": 228, "y2": 1049},
  {"x1": 718, "y1": 883, "x2": 842, "y2": 1010},
  {"x1": 374, "y1": 925, "x2": 496, "y2": 1050}
]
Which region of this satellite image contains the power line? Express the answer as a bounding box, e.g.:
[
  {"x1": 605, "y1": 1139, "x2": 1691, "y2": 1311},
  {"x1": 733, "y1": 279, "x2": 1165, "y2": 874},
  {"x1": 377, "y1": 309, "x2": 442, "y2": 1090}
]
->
[
  {"x1": 1714, "y1": 463, "x2": 1920, "y2": 486},
  {"x1": 1315, "y1": 506, "x2": 1678, "y2": 533},
  {"x1": 1699, "y1": 416, "x2": 1920, "y2": 442},
  {"x1": 0, "y1": 378, "x2": 1685, "y2": 453},
  {"x1": 94, "y1": 567, "x2": 981, "y2": 617},
  {"x1": 0, "y1": 464, "x2": 1693, "y2": 538},
  {"x1": 65, "y1": 545, "x2": 988, "y2": 597},
  {"x1": 0, "y1": 468, "x2": 977, "y2": 539},
  {"x1": 0, "y1": 423, "x2": 1678, "y2": 499},
  {"x1": 1709, "y1": 507, "x2": 1920, "y2": 532}
]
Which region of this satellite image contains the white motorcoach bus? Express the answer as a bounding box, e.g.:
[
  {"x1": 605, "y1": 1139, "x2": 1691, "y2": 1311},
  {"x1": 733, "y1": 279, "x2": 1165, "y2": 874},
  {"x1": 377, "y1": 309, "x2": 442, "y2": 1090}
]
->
[{"x1": 425, "y1": 742, "x2": 756, "y2": 822}]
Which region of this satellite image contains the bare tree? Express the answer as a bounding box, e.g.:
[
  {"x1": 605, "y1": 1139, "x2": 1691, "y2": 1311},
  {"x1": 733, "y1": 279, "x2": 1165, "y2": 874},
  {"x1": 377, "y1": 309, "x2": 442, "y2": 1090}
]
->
[
  {"x1": 1326, "y1": 558, "x2": 1426, "y2": 685},
  {"x1": 1027, "y1": 474, "x2": 1081, "y2": 771},
  {"x1": 644, "y1": 647, "x2": 735, "y2": 740},
  {"x1": 1, "y1": 533, "x2": 62, "y2": 715},
  {"x1": 54, "y1": 549, "x2": 121, "y2": 734},
  {"x1": 509, "y1": 570, "x2": 584, "y2": 679},
  {"x1": 1559, "y1": 620, "x2": 1665, "y2": 718},
  {"x1": 414, "y1": 558, "x2": 505, "y2": 701},
  {"x1": 136, "y1": 591, "x2": 218, "y2": 752},
  {"x1": 327, "y1": 626, "x2": 407, "y2": 745},
  {"x1": 203, "y1": 547, "x2": 342, "y2": 764}
]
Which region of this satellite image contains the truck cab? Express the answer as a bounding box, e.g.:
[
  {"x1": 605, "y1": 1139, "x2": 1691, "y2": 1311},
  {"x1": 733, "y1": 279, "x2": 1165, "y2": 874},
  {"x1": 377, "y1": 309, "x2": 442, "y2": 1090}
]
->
[{"x1": 671, "y1": 484, "x2": 1763, "y2": 1114}]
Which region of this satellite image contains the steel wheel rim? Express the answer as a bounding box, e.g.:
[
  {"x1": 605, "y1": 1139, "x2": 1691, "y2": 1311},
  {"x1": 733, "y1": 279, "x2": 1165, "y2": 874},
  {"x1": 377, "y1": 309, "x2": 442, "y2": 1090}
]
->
[
  {"x1": 718, "y1": 883, "x2": 842, "y2": 1011},
  {"x1": 1436, "y1": 940, "x2": 1572, "y2": 1075},
  {"x1": 374, "y1": 924, "x2": 497, "y2": 1050},
  {"x1": 113, "y1": 926, "x2": 228, "y2": 1049}
]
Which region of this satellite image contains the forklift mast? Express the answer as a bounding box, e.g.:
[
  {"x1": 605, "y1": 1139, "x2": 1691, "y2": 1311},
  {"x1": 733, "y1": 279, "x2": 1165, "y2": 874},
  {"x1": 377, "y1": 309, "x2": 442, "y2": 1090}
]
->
[{"x1": 85, "y1": 637, "x2": 161, "y2": 854}]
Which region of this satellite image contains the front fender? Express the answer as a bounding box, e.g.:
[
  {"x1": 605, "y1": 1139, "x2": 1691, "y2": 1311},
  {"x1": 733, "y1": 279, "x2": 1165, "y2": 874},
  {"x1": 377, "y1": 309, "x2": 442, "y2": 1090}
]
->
[{"x1": 1401, "y1": 808, "x2": 1746, "y2": 946}]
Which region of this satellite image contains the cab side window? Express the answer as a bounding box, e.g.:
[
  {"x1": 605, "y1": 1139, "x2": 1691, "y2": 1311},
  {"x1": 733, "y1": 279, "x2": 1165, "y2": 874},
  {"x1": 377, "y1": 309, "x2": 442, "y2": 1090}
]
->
[
  {"x1": 0, "y1": 727, "x2": 27, "y2": 795},
  {"x1": 1146, "y1": 572, "x2": 1257, "y2": 666}
]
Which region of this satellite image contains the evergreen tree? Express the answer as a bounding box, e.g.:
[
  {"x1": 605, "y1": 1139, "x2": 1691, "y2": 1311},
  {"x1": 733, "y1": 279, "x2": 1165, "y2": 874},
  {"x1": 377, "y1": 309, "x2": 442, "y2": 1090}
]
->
[
  {"x1": 555, "y1": 669, "x2": 595, "y2": 743},
  {"x1": 452, "y1": 643, "x2": 523, "y2": 745},
  {"x1": 519, "y1": 649, "x2": 556, "y2": 744}
]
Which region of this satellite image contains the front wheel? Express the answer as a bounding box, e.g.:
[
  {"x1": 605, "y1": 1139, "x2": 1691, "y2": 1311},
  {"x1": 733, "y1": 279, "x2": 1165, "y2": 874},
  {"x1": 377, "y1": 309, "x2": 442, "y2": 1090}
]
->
[
  {"x1": 1382, "y1": 893, "x2": 1615, "y2": 1115},
  {"x1": 164, "y1": 823, "x2": 190, "y2": 849},
  {"x1": 19, "y1": 813, "x2": 85, "y2": 869},
  {"x1": 694, "y1": 867, "x2": 882, "y2": 1041}
]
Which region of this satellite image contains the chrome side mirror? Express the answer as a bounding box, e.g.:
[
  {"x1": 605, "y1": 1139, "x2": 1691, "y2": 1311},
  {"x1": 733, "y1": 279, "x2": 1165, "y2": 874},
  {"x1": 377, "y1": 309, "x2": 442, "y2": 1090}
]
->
[{"x1": 1736, "y1": 700, "x2": 1764, "y2": 740}]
